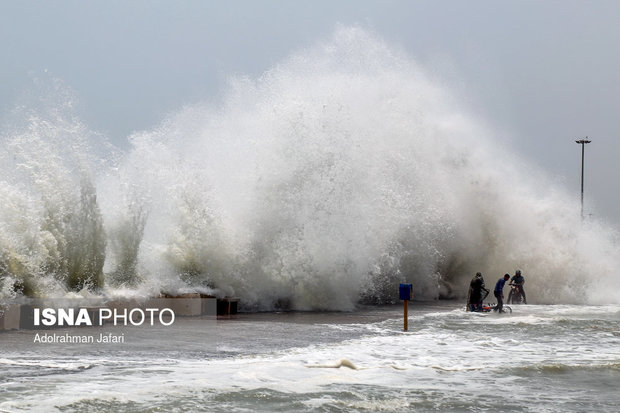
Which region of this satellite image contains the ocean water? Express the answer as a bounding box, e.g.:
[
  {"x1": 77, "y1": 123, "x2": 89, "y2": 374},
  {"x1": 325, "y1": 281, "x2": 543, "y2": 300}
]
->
[{"x1": 2, "y1": 302, "x2": 619, "y2": 412}]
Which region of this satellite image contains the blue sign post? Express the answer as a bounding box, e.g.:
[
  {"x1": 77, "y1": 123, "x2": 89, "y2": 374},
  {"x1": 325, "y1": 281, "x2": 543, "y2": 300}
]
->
[{"x1": 399, "y1": 283, "x2": 413, "y2": 331}]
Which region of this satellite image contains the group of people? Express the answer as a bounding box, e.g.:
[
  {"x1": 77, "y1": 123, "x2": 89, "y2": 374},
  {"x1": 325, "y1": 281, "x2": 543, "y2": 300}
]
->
[{"x1": 467, "y1": 270, "x2": 527, "y2": 312}]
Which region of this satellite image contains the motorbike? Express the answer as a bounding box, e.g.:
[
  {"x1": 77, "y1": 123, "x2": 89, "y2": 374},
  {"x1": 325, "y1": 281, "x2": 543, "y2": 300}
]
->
[{"x1": 507, "y1": 283, "x2": 525, "y2": 304}]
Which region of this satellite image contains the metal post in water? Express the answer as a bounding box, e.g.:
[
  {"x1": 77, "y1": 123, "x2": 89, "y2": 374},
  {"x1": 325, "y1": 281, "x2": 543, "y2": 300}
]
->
[
  {"x1": 399, "y1": 283, "x2": 412, "y2": 331},
  {"x1": 575, "y1": 138, "x2": 591, "y2": 220}
]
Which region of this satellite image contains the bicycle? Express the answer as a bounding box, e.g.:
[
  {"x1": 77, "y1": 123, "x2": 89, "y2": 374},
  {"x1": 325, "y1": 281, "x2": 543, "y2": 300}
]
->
[
  {"x1": 481, "y1": 303, "x2": 512, "y2": 313},
  {"x1": 507, "y1": 283, "x2": 525, "y2": 304}
]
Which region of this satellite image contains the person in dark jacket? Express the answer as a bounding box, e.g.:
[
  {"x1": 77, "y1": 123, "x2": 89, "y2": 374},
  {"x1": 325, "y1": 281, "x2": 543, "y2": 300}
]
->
[
  {"x1": 494, "y1": 274, "x2": 511, "y2": 313},
  {"x1": 509, "y1": 269, "x2": 527, "y2": 304},
  {"x1": 468, "y1": 272, "x2": 489, "y2": 312}
]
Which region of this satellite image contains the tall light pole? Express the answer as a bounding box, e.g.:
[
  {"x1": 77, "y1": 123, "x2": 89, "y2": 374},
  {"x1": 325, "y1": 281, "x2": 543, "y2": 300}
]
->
[{"x1": 575, "y1": 137, "x2": 591, "y2": 220}]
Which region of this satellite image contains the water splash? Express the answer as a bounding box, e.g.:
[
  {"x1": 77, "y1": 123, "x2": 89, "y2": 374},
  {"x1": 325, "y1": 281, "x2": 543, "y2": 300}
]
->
[
  {"x1": 0, "y1": 77, "x2": 108, "y2": 298},
  {"x1": 1, "y1": 27, "x2": 619, "y2": 310}
]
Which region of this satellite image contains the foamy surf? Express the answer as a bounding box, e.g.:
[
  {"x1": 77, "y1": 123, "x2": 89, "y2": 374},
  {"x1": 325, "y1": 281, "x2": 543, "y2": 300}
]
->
[{"x1": 2, "y1": 303, "x2": 618, "y2": 412}]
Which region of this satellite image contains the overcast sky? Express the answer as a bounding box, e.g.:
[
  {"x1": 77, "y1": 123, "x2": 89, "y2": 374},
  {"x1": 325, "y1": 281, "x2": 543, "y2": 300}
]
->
[{"x1": 1, "y1": 0, "x2": 619, "y2": 227}]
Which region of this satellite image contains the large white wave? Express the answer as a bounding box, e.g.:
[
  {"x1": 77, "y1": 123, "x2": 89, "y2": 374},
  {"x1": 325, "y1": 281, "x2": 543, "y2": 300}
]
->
[{"x1": 1, "y1": 27, "x2": 619, "y2": 309}]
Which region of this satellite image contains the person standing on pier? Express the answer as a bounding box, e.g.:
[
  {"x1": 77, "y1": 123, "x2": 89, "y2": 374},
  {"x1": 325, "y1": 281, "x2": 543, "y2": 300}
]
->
[
  {"x1": 510, "y1": 269, "x2": 527, "y2": 304},
  {"x1": 468, "y1": 272, "x2": 488, "y2": 312},
  {"x1": 494, "y1": 274, "x2": 510, "y2": 313}
]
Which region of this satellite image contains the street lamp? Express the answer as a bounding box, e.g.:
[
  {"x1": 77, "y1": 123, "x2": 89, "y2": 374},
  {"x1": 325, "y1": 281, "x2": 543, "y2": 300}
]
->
[{"x1": 575, "y1": 137, "x2": 591, "y2": 220}]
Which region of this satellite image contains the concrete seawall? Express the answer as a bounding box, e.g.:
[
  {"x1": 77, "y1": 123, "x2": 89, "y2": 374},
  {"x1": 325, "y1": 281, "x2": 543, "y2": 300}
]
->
[{"x1": 0, "y1": 294, "x2": 239, "y2": 331}]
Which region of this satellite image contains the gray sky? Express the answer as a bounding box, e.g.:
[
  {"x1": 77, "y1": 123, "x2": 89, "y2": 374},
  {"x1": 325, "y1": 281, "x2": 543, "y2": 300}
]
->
[{"x1": 1, "y1": 0, "x2": 619, "y2": 227}]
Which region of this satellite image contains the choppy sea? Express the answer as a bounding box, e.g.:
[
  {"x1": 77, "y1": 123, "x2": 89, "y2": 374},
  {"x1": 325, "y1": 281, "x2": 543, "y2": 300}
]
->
[{"x1": 1, "y1": 302, "x2": 619, "y2": 412}]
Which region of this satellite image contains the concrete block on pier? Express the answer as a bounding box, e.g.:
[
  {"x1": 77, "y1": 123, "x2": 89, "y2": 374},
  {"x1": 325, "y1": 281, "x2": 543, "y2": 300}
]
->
[
  {"x1": 0, "y1": 304, "x2": 21, "y2": 330},
  {"x1": 200, "y1": 296, "x2": 217, "y2": 316},
  {"x1": 19, "y1": 304, "x2": 40, "y2": 330},
  {"x1": 217, "y1": 297, "x2": 239, "y2": 317},
  {"x1": 161, "y1": 293, "x2": 202, "y2": 316}
]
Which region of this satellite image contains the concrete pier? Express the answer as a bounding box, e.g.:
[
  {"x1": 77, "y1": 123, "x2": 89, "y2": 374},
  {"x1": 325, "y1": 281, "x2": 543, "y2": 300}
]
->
[
  {"x1": 0, "y1": 294, "x2": 237, "y2": 331},
  {"x1": 0, "y1": 304, "x2": 20, "y2": 330}
]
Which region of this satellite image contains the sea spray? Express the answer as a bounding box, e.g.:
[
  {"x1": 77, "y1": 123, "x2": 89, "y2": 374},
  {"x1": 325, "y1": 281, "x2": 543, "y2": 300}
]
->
[
  {"x1": 0, "y1": 77, "x2": 109, "y2": 296},
  {"x1": 101, "y1": 167, "x2": 149, "y2": 287},
  {"x1": 115, "y1": 27, "x2": 620, "y2": 308},
  {"x1": 1, "y1": 27, "x2": 619, "y2": 309}
]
